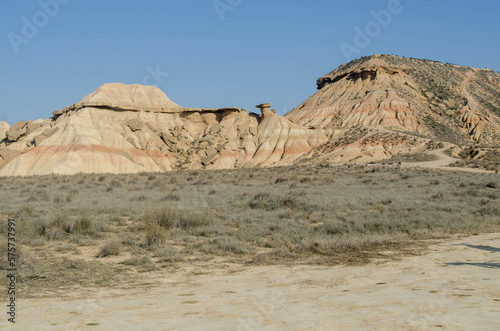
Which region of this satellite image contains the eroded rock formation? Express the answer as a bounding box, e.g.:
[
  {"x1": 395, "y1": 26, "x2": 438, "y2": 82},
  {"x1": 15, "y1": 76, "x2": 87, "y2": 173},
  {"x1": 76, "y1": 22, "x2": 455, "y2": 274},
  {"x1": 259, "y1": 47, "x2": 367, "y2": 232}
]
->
[
  {"x1": 286, "y1": 55, "x2": 500, "y2": 144},
  {"x1": 1, "y1": 55, "x2": 498, "y2": 176},
  {"x1": 0, "y1": 84, "x2": 326, "y2": 176}
]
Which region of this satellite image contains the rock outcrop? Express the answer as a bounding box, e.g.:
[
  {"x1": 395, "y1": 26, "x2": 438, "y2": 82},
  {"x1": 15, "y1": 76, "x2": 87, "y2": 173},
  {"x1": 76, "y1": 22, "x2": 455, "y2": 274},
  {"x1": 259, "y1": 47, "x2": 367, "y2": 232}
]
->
[
  {"x1": 286, "y1": 55, "x2": 500, "y2": 144},
  {"x1": 0, "y1": 83, "x2": 326, "y2": 176},
  {"x1": 1, "y1": 55, "x2": 498, "y2": 176}
]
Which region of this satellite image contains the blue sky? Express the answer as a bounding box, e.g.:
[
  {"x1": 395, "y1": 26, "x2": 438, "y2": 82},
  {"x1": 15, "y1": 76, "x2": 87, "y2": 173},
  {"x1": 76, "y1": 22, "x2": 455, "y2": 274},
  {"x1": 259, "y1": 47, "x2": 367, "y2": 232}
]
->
[{"x1": 1, "y1": 0, "x2": 499, "y2": 124}]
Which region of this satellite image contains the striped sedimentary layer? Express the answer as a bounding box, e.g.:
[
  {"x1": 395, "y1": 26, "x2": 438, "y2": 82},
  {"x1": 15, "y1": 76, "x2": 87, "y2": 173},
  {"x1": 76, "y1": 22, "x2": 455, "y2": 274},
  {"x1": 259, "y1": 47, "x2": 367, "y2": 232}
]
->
[
  {"x1": 286, "y1": 55, "x2": 500, "y2": 144},
  {"x1": 0, "y1": 84, "x2": 327, "y2": 176}
]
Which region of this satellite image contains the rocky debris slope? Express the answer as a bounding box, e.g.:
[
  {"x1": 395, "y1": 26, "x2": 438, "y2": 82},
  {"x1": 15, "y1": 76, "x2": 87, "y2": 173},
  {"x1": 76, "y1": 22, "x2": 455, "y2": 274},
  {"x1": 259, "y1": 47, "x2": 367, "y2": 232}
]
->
[
  {"x1": 286, "y1": 54, "x2": 500, "y2": 145},
  {"x1": 294, "y1": 126, "x2": 428, "y2": 166},
  {"x1": 0, "y1": 84, "x2": 326, "y2": 176}
]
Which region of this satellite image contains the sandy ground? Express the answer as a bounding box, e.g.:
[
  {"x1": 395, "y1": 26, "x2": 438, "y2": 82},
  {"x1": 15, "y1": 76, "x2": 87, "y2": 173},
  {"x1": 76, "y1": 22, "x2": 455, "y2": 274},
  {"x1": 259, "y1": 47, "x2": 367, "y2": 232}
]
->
[
  {"x1": 3, "y1": 233, "x2": 499, "y2": 330},
  {"x1": 402, "y1": 145, "x2": 493, "y2": 174}
]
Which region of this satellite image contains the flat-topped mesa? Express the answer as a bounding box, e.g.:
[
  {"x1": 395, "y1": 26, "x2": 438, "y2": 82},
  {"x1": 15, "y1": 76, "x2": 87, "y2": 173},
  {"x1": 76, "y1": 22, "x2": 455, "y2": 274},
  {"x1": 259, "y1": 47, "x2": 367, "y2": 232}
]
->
[
  {"x1": 81, "y1": 83, "x2": 183, "y2": 112},
  {"x1": 52, "y1": 83, "x2": 182, "y2": 118},
  {"x1": 52, "y1": 83, "x2": 242, "y2": 119}
]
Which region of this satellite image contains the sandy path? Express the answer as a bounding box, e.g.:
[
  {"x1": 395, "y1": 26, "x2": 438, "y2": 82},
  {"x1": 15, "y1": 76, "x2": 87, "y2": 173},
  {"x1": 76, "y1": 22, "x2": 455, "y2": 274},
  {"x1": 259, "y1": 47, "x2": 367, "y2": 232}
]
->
[
  {"x1": 402, "y1": 145, "x2": 493, "y2": 173},
  {"x1": 403, "y1": 147, "x2": 457, "y2": 169},
  {"x1": 460, "y1": 69, "x2": 479, "y2": 110},
  {"x1": 4, "y1": 233, "x2": 500, "y2": 330}
]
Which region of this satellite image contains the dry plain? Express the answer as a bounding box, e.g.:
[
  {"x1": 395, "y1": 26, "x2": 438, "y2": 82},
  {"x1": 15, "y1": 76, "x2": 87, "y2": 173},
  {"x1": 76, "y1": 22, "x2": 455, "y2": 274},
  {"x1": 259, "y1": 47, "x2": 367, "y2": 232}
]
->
[
  {"x1": 0, "y1": 161, "x2": 499, "y2": 330},
  {"x1": 5, "y1": 232, "x2": 500, "y2": 330}
]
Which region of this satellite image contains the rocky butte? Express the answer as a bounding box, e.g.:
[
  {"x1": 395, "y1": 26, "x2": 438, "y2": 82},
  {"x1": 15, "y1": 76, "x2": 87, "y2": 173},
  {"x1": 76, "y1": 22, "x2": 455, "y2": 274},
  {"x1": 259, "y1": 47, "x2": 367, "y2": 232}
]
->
[{"x1": 0, "y1": 55, "x2": 499, "y2": 176}]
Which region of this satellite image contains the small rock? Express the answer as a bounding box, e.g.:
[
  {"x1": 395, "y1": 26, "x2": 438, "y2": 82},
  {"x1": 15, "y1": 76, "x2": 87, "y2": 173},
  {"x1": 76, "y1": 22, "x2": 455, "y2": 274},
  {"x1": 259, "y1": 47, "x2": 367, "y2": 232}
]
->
[
  {"x1": 201, "y1": 153, "x2": 218, "y2": 165},
  {"x1": 161, "y1": 132, "x2": 178, "y2": 145},
  {"x1": 26, "y1": 122, "x2": 43, "y2": 135},
  {"x1": 10, "y1": 121, "x2": 27, "y2": 132},
  {"x1": 6, "y1": 130, "x2": 22, "y2": 141},
  {"x1": 127, "y1": 119, "x2": 144, "y2": 132},
  {"x1": 33, "y1": 134, "x2": 46, "y2": 146},
  {"x1": 45, "y1": 127, "x2": 59, "y2": 138}
]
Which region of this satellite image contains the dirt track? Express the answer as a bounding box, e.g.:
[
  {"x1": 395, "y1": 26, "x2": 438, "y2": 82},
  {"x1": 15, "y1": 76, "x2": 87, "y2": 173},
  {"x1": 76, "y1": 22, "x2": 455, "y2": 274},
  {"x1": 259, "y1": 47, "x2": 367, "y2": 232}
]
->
[
  {"x1": 4, "y1": 233, "x2": 499, "y2": 330},
  {"x1": 402, "y1": 145, "x2": 493, "y2": 174}
]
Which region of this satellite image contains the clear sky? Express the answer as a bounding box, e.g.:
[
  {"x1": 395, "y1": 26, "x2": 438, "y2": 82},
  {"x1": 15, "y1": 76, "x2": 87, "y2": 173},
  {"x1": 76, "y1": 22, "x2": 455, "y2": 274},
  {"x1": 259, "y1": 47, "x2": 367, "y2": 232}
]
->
[{"x1": 1, "y1": 0, "x2": 499, "y2": 125}]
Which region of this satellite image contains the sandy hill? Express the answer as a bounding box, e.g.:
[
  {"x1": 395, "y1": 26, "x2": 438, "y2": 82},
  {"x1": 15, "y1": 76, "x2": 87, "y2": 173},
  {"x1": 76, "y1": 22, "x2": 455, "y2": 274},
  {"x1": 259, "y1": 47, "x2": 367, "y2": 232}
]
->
[
  {"x1": 0, "y1": 84, "x2": 325, "y2": 176},
  {"x1": 286, "y1": 54, "x2": 500, "y2": 142},
  {"x1": 0, "y1": 55, "x2": 499, "y2": 176},
  {"x1": 284, "y1": 54, "x2": 500, "y2": 165}
]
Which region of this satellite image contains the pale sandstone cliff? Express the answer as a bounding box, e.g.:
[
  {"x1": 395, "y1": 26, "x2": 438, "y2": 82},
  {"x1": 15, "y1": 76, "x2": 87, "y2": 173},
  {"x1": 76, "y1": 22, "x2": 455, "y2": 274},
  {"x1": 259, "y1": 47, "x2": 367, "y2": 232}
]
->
[{"x1": 0, "y1": 84, "x2": 326, "y2": 176}]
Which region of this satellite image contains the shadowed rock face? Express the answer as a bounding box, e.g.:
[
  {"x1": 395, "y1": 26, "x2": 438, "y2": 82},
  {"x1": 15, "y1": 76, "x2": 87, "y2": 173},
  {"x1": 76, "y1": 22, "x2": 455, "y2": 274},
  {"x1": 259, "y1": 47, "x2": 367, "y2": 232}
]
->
[
  {"x1": 0, "y1": 84, "x2": 326, "y2": 176},
  {"x1": 286, "y1": 54, "x2": 500, "y2": 144}
]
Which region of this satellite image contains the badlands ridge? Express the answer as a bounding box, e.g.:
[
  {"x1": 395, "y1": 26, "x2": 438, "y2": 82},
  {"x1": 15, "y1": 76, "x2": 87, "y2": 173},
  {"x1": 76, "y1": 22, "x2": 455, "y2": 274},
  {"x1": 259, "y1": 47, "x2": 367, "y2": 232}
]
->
[{"x1": 1, "y1": 55, "x2": 499, "y2": 176}]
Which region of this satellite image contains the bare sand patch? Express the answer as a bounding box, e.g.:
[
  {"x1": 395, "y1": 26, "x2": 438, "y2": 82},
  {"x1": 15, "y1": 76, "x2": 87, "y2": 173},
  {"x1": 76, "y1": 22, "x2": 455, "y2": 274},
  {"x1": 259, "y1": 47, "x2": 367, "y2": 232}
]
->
[{"x1": 5, "y1": 233, "x2": 499, "y2": 330}]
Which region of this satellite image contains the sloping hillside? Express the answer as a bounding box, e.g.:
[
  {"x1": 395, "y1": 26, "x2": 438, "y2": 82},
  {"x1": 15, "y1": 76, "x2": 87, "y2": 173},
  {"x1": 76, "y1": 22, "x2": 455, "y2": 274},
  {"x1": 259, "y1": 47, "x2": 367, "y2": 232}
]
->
[
  {"x1": 1, "y1": 55, "x2": 498, "y2": 176},
  {"x1": 286, "y1": 54, "x2": 500, "y2": 144}
]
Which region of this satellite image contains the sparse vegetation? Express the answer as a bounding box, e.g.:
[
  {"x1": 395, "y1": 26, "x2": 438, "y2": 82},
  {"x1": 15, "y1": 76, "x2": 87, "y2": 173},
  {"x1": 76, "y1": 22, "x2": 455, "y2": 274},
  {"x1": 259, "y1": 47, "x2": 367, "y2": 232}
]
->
[
  {"x1": 1, "y1": 165, "x2": 499, "y2": 296},
  {"x1": 122, "y1": 255, "x2": 154, "y2": 272},
  {"x1": 154, "y1": 246, "x2": 184, "y2": 263},
  {"x1": 382, "y1": 152, "x2": 439, "y2": 164},
  {"x1": 97, "y1": 240, "x2": 121, "y2": 258},
  {"x1": 451, "y1": 147, "x2": 500, "y2": 172}
]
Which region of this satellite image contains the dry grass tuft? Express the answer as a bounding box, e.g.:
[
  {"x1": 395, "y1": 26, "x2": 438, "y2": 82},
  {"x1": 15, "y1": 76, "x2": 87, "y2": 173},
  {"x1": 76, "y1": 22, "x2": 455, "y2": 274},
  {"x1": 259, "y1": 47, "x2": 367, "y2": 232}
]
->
[
  {"x1": 142, "y1": 208, "x2": 212, "y2": 230},
  {"x1": 0, "y1": 164, "x2": 499, "y2": 294},
  {"x1": 97, "y1": 240, "x2": 121, "y2": 258}
]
